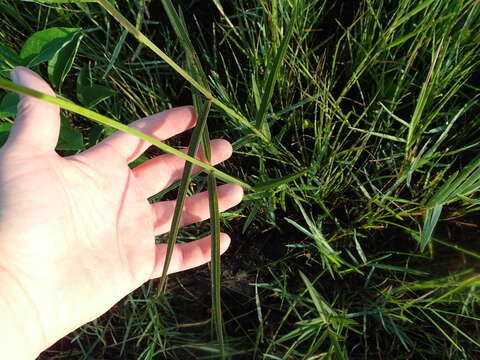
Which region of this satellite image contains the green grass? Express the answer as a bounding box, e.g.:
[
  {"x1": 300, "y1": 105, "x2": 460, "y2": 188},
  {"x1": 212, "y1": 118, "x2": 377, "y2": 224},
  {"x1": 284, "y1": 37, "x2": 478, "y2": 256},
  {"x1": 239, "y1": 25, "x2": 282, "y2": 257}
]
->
[{"x1": 1, "y1": 0, "x2": 480, "y2": 359}]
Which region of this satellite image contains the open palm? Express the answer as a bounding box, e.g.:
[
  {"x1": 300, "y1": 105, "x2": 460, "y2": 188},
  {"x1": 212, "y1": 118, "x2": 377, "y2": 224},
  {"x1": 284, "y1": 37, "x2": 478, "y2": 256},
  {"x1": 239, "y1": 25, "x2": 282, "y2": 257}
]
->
[{"x1": 0, "y1": 67, "x2": 242, "y2": 354}]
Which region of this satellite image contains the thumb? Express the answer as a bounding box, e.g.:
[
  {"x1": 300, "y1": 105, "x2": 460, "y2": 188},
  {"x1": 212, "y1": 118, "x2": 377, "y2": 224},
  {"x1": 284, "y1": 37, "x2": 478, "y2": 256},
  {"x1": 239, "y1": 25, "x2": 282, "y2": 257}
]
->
[{"x1": 6, "y1": 66, "x2": 60, "y2": 152}]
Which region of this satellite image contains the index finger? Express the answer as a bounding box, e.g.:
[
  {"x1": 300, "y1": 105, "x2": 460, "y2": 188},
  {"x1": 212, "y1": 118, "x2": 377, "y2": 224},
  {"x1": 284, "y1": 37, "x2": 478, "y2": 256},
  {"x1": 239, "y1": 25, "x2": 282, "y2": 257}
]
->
[{"x1": 94, "y1": 106, "x2": 196, "y2": 163}]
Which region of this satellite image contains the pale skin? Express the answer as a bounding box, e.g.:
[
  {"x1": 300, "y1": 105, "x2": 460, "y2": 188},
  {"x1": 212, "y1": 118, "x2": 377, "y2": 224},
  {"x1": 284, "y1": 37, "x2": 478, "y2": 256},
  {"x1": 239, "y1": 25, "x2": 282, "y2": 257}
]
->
[{"x1": 0, "y1": 67, "x2": 243, "y2": 359}]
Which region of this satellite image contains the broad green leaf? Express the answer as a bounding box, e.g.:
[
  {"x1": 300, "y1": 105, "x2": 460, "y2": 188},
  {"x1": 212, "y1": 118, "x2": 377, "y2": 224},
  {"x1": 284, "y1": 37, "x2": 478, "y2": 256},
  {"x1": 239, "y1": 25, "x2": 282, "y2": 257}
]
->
[
  {"x1": 0, "y1": 44, "x2": 23, "y2": 76},
  {"x1": 76, "y1": 64, "x2": 90, "y2": 89},
  {"x1": 56, "y1": 116, "x2": 84, "y2": 151},
  {"x1": 0, "y1": 93, "x2": 19, "y2": 118},
  {"x1": 87, "y1": 123, "x2": 104, "y2": 147},
  {"x1": 0, "y1": 122, "x2": 12, "y2": 147},
  {"x1": 77, "y1": 66, "x2": 116, "y2": 107},
  {"x1": 20, "y1": 27, "x2": 81, "y2": 67},
  {"x1": 48, "y1": 31, "x2": 83, "y2": 90},
  {"x1": 77, "y1": 85, "x2": 115, "y2": 108}
]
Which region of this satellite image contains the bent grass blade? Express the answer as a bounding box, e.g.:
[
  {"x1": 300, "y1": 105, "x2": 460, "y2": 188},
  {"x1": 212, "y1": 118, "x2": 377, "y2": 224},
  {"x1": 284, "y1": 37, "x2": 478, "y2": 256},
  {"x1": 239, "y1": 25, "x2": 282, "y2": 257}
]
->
[{"x1": 0, "y1": 77, "x2": 251, "y2": 190}]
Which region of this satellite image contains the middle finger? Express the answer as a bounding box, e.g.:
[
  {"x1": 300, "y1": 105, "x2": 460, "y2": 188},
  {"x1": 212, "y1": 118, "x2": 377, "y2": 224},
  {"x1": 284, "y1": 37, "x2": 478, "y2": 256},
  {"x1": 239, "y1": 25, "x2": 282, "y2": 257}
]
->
[{"x1": 150, "y1": 183, "x2": 243, "y2": 235}]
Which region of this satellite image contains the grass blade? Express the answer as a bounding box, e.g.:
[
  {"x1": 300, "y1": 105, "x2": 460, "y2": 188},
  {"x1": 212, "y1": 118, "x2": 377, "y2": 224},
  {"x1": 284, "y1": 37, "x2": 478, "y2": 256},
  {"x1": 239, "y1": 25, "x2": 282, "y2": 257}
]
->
[
  {"x1": 208, "y1": 170, "x2": 225, "y2": 358},
  {"x1": 96, "y1": 0, "x2": 268, "y2": 142},
  {"x1": 156, "y1": 0, "x2": 212, "y2": 296},
  {"x1": 254, "y1": 2, "x2": 296, "y2": 136},
  {"x1": 420, "y1": 204, "x2": 443, "y2": 252},
  {"x1": 158, "y1": 4, "x2": 226, "y2": 355},
  {"x1": 0, "y1": 76, "x2": 251, "y2": 189},
  {"x1": 157, "y1": 101, "x2": 211, "y2": 295},
  {"x1": 253, "y1": 168, "x2": 308, "y2": 192}
]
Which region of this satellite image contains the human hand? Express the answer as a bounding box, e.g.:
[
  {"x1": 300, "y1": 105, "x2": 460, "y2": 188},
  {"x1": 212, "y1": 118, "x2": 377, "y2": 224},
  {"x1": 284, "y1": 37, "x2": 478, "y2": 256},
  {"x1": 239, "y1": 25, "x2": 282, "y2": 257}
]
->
[{"x1": 0, "y1": 67, "x2": 243, "y2": 358}]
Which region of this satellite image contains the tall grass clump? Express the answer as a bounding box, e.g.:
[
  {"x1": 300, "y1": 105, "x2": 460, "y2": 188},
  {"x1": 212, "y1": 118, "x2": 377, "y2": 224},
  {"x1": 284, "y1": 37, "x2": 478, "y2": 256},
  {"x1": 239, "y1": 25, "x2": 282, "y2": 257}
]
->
[{"x1": 0, "y1": 0, "x2": 479, "y2": 359}]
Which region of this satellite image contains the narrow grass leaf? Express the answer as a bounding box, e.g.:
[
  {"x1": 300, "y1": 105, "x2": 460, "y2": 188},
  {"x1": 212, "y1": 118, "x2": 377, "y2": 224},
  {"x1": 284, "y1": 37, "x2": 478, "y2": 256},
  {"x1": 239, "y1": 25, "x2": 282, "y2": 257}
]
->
[
  {"x1": 370, "y1": 263, "x2": 428, "y2": 275},
  {"x1": 299, "y1": 271, "x2": 336, "y2": 323},
  {"x1": 0, "y1": 92, "x2": 19, "y2": 118},
  {"x1": 0, "y1": 76, "x2": 250, "y2": 189},
  {"x1": 428, "y1": 155, "x2": 480, "y2": 206},
  {"x1": 208, "y1": 170, "x2": 225, "y2": 358},
  {"x1": 349, "y1": 126, "x2": 406, "y2": 143},
  {"x1": 96, "y1": 0, "x2": 267, "y2": 142},
  {"x1": 253, "y1": 169, "x2": 307, "y2": 192},
  {"x1": 419, "y1": 309, "x2": 462, "y2": 351},
  {"x1": 426, "y1": 274, "x2": 480, "y2": 307},
  {"x1": 158, "y1": 4, "x2": 226, "y2": 355},
  {"x1": 254, "y1": 3, "x2": 297, "y2": 136},
  {"x1": 353, "y1": 231, "x2": 367, "y2": 264},
  {"x1": 242, "y1": 201, "x2": 261, "y2": 234},
  {"x1": 157, "y1": 101, "x2": 211, "y2": 294},
  {"x1": 104, "y1": 30, "x2": 128, "y2": 78},
  {"x1": 430, "y1": 308, "x2": 480, "y2": 347},
  {"x1": 432, "y1": 233, "x2": 480, "y2": 260},
  {"x1": 420, "y1": 204, "x2": 442, "y2": 252},
  {"x1": 254, "y1": 278, "x2": 264, "y2": 355}
]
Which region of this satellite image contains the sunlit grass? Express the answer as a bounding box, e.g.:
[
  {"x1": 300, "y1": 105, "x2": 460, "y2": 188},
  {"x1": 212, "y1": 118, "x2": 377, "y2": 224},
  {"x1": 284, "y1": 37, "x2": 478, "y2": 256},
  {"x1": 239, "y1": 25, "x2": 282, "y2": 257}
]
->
[{"x1": 1, "y1": 0, "x2": 480, "y2": 359}]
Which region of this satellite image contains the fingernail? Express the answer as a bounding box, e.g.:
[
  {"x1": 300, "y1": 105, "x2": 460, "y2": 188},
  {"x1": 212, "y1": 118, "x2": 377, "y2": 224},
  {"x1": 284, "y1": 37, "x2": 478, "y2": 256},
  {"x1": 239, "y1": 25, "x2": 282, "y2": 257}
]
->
[{"x1": 10, "y1": 68, "x2": 19, "y2": 84}]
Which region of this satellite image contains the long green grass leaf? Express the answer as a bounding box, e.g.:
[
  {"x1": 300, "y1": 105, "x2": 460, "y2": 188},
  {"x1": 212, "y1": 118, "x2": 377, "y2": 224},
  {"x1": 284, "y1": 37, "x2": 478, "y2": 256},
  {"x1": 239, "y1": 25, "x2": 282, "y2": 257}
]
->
[
  {"x1": 254, "y1": 3, "x2": 296, "y2": 136},
  {"x1": 0, "y1": 76, "x2": 251, "y2": 189},
  {"x1": 157, "y1": 101, "x2": 211, "y2": 295},
  {"x1": 158, "y1": 4, "x2": 226, "y2": 356},
  {"x1": 156, "y1": 0, "x2": 212, "y2": 295},
  {"x1": 96, "y1": 0, "x2": 268, "y2": 142},
  {"x1": 253, "y1": 168, "x2": 307, "y2": 192},
  {"x1": 208, "y1": 170, "x2": 225, "y2": 358},
  {"x1": 420, "y1": 204, "x2": 443, "y2": 252}
]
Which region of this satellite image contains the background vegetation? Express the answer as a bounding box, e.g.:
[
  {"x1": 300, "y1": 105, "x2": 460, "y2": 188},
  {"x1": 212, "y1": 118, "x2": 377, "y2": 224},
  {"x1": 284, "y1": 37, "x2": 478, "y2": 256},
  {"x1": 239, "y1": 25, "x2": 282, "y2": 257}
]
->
[{"x1": 1, "y1": 0, "x2": 479, "y2": 359}]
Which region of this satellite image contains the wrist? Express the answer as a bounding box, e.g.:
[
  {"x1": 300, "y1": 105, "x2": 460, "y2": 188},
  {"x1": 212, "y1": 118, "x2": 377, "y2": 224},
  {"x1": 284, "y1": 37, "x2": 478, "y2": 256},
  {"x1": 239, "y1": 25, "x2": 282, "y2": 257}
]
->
[{"x1": 0, "y1": 265, "x2": 46, "y2": 359}]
